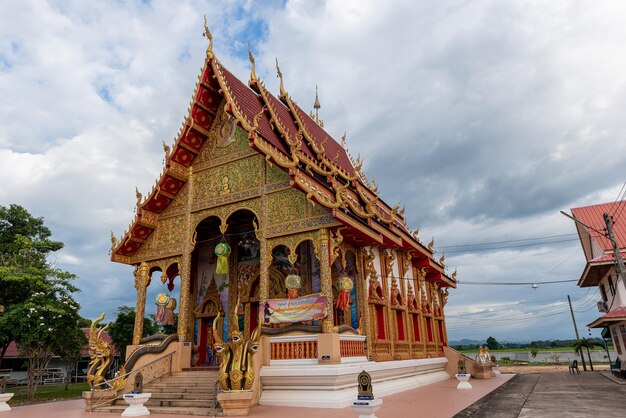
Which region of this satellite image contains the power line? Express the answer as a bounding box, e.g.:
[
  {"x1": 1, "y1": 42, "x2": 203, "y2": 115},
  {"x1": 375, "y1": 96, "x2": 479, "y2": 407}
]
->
[
  {"x1": 457, "y1": 279, "x2": 578, "y2": 286},
  {"x1": 443, "y1": 238, "x2": 579, "y2": 254},
  {"x1": 439, "y1": 233, "x2": 578, "y2": 249}
]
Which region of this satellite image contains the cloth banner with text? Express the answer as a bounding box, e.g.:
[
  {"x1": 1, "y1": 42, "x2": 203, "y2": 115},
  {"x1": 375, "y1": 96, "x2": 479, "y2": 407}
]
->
[{"x1": 264, "y1": 294, "x2": 327, "y2": 324}]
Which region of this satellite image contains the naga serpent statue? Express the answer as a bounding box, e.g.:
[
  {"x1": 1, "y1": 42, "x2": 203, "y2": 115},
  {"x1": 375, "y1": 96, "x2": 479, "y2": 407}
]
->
[
  {"x1": 212, "y1": 300, "x2": 261, "y2": 391},
  {"x1": 87, "y1": 312, "x2": 126, "y2": 391}
]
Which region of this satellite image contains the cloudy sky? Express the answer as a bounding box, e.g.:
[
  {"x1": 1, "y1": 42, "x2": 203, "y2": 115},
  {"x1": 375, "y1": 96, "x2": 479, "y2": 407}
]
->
[{"x1": 2, "y1": 0, "x2": 625, "y2": 343}]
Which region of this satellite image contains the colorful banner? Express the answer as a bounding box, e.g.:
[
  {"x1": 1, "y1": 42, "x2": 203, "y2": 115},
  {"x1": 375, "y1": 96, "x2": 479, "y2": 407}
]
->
[{"x1": 264, "y1": 294, "x2": 327, "y2": 324}]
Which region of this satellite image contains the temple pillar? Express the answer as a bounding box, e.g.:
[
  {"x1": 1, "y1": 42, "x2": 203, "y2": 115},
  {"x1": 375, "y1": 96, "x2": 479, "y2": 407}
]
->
[
  {"x1": 259, "y1": 160, "x2": 269, "y2": 327},
  {"x1": 133, "y1": 262, "x2": 150, "y2": 345},
  {"x1": 319, "y1": 228, "x2": 334, "y2": 332},
  {"x1": 178, "y1": 166, "x2": 194, "y2": 341}
]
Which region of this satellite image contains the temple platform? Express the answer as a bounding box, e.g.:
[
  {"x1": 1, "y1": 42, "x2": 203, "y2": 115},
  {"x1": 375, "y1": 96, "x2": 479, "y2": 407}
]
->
[{"x1": 259, "y1": 357, "x2": 449, "y2": 408}]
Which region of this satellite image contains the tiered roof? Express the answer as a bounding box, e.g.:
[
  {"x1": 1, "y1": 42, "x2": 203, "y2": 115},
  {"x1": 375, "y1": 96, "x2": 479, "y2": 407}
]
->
[{"x1": 111, "y1": 24, "x2": 454, "y2": 287}]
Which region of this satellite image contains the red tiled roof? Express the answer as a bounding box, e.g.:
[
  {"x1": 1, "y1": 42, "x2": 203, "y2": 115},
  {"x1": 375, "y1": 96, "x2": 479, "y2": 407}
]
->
[
  {"x1": 2, "y1": 329, "x2": 116, "y2": 359},
  {"x1": 571, "y1": 201, "x2": 626, "y2": 252}
]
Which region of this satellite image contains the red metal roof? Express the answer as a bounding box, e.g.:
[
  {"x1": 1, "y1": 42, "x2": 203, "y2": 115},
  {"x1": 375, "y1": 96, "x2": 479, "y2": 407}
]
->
[
  {"x1": 572, "y1": 201, "x2": 626, "y2": 252},
  {"x1": 588, "y1": 306, "x2": 626, "y2": 328}
]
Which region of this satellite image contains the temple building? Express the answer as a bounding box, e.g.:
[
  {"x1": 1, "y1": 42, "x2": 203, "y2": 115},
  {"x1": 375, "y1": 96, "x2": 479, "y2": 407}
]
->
[
  {"x1": 570, "y1": 201, "x2": 626, "y2": 365},
  {"x1": 110, "y1": 25, "x2": 456, "y2": 410}
]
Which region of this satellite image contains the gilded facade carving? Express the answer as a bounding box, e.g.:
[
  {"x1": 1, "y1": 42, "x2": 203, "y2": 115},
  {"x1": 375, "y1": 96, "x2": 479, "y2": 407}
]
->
[
  {"x1": 266, "y1": 163, "x2": 290, "y2": 184},
  {"x1": 191, "y1": 198, "x2": 262, "y2": 230},
  {"x1": 153, "y1": 216, "x2": 186, "y2": 248},
  {"x1": 267, "y1": 231, "x2": 320, "y2": 266},
  {"x1": 267, "y1": 188, "x2": 307, "y2": 224},
  {"x1": 266, "y1": 214, "x2": 338, "y2": 237}
]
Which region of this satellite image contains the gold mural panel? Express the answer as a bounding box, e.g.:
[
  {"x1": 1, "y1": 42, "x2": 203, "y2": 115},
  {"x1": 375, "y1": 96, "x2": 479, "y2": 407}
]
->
[
  {"x1": 193, "y1": 155, "x2": 262, "y2": 203},
  {"x1": 268, "y1": 188, "x2": 307, "y2": 224}
]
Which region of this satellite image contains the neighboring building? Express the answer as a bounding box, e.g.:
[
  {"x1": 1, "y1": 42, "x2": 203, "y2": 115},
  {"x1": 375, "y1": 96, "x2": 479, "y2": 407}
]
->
[
  {"x1": 0, "y1": 329, "x2": 119, "y2": 383},
  {"x1": 110, "y1": 29, "x2": 456, "y2": 408},
  {"x1": 570, "y1": 201, "x2": 626, "y2": 359}
]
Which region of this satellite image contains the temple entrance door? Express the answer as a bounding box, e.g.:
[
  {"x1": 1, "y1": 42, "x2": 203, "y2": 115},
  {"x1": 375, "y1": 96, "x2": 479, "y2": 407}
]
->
[{"x1": 195, "y1": 298, "x2": 222, "y2": 367}]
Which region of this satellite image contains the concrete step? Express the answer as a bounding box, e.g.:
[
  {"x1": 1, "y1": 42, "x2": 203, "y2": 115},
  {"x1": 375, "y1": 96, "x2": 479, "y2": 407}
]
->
[
  {"x1": 112, "y1": 398, "x2": 218, "y2": 408},
  {"x1": 97, "y1": 404, "x2": 221, "y2": 416},
  {"x1": 130, "y1": 392, "x2": 216, "y2": 400},
  {"x1": 147, "y1": 383, "x2": 218, "y2": 390}
]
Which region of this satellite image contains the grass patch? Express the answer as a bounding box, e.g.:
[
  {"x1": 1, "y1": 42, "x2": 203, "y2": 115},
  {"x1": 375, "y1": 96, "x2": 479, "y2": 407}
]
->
[{"x1": 6, "y1": 382, "x2": 89, "y2": 406}]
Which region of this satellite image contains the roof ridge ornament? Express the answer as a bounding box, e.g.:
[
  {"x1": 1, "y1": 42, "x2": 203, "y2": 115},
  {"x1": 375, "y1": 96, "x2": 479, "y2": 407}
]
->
[
  {"x1": 248, "y1": 43, "x2": 257, "y2": 85},
  {"x1": 275, "y1": 58, "x2": 287, "y2": 98},
  {"x1": 203, "y1": 16, "x2": 214, "y2": 59}
]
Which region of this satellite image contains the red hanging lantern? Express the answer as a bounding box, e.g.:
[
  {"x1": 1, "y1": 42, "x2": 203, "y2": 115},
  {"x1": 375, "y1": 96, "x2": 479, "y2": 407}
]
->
[{"x1": 335, "y1": 276, "x2": 353, "y2": 311}]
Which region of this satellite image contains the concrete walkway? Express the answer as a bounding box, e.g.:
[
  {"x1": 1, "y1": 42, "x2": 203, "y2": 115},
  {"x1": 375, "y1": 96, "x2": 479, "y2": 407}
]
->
[
  {"x1": 455, "y1": 372, "x2": 626, "y2": 418},
  {"x1": 4, "y1": 374, "x2": 513, "y2": 418}
]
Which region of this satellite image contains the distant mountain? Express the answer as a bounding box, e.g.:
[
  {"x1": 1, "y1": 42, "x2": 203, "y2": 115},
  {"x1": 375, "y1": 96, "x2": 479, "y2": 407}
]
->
[{"x1": 449, "y1": 339, "x2": 485, "y2": 346}]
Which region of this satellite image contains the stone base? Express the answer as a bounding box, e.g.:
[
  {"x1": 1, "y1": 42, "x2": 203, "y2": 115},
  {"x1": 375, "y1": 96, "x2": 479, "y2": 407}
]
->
[
  {"x1": 218, "y1": 391, "x2": 254, "y2": 416},
  {"x1": 82, "y1": 389, "x2": 117, "y2": 411},
  {"x1": 455, "y1": 373, "x2": 472, "y2": 390},
  {"x1": 352, "y1": 398, "x2": 383, "y2": 418},
  {"x1": 0, "y1": 393, "x2": 14, "y2": 412},
  {"x1": 473, "y1": 363, "x2": 496, "y2": 379},
  {"x1": 122, "y1": 393, "x2": 152, "y2": 417},
  {"x1": 260, "y1": 357, "x2": 448, "y2": 408}
]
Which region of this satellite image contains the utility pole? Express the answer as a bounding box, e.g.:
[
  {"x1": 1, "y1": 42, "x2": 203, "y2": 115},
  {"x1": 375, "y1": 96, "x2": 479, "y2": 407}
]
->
[
  {"x1": 604, "y1": 212, "x2": 626, "y2": 285},
  {"x1": 568, "y1": 295, "x2": 587, "y2": 371}
]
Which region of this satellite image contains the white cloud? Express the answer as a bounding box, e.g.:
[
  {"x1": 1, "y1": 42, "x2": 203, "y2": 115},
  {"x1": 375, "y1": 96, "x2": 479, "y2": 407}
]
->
[{"x1": 1, "y1": 0, "x2": 624, "y2": 340}]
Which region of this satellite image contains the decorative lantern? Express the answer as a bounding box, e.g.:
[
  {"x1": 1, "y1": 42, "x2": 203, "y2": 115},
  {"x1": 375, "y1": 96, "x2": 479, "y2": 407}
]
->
[
  {"x1": 155, "y1": 292, "x2": 170, "y2": 324},
  {"x1": 335, "y1": 276, "x2": 353, "y2": 311},
  {"x1": 215, "y1": 242, "x2": 231, "y2": 275},
  {"x1": 285, "y1": 274, "x2": 302, "y2": 299}
]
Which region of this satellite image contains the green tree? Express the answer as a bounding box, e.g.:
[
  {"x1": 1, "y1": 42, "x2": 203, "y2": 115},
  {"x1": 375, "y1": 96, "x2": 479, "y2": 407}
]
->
[
  {"x1": 0, "y1": 204, "x2": 67, "y2": 366},
  {"x1": 108, "y1": 306, "x2": 157, "y2": 360},
  {"x1": 486, "y1": 336, "x2": 499, "y2": 350},
  {"x1": 9, "y1": 284, "x2": 86, "y2": 399},
  {"x1": 0, "y1": 204, "x2": 85, "y2": 399}
]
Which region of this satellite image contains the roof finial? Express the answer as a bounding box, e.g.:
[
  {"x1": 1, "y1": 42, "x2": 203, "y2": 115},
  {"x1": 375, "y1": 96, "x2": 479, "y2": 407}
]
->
[
  {"x1": 275, "y1": 58, "x2": 286, "y2": 98},
  {"x1": 248, "y1": 42, "x2": 257, "y2": 84},
  {"x1": 341, "y1": 131, "x2": 347, "y2": 148},
  {"x1": 311, "y1": 86, "x2": 324, "y2": 127},
  {"x1": 203, "y1": 16, "x2": 214, "y2": 59}
]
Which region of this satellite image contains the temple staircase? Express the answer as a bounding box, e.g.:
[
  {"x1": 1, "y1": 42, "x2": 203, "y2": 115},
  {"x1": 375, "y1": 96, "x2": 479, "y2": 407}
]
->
[{"x1": 95, "y1": 369, "x2": 222, "y2": 416}]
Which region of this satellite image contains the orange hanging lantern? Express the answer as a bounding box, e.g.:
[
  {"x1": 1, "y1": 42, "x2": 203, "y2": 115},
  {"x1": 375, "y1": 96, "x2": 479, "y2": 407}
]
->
[{"x1": 335, "y1": 276, "x2": 353, "y2": 311}]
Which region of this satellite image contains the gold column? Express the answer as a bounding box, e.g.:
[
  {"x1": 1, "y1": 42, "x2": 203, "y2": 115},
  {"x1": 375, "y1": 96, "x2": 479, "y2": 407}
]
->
[
  {"x1": 320, "y1": 228, "x2": 334, "y2": 332},
  {"x1": 178, "y1": 166, "x2": 194, "y2": 341},
  {"x1": 358, "y1": 248, "x2": 373, "y2": 359},
  {"x1": 259, "y1": 160, "x2": 269, "y2": 326},
  {"x1": 133, "y1": 262, "x2": 150, "y2": 345}
]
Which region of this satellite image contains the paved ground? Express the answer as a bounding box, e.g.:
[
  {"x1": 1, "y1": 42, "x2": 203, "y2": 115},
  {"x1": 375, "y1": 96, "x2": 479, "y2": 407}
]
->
[
  {"x1": 455, "y1": 372, "x2": 626, "y2": 418},
  {"x1": 6, "y1": 372, "x2": 625, "y2": 418},
  {"x1": 3, "y1": 374, "x2": 513, "y2": 418}
]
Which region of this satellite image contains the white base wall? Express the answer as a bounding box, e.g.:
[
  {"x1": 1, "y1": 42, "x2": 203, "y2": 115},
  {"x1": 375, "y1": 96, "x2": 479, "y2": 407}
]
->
[{"x1": 259, "y1": 357, "x2": 449, "y2": 408}]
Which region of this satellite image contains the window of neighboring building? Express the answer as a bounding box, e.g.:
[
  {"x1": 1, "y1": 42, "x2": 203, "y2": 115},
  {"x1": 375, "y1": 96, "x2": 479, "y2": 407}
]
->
[
  {"x1": 600, "y1": 284, "x2": 608, "y2": 304},
  {"x1": 608, "y1": 275, "x2": 616, "y2": 296}
]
